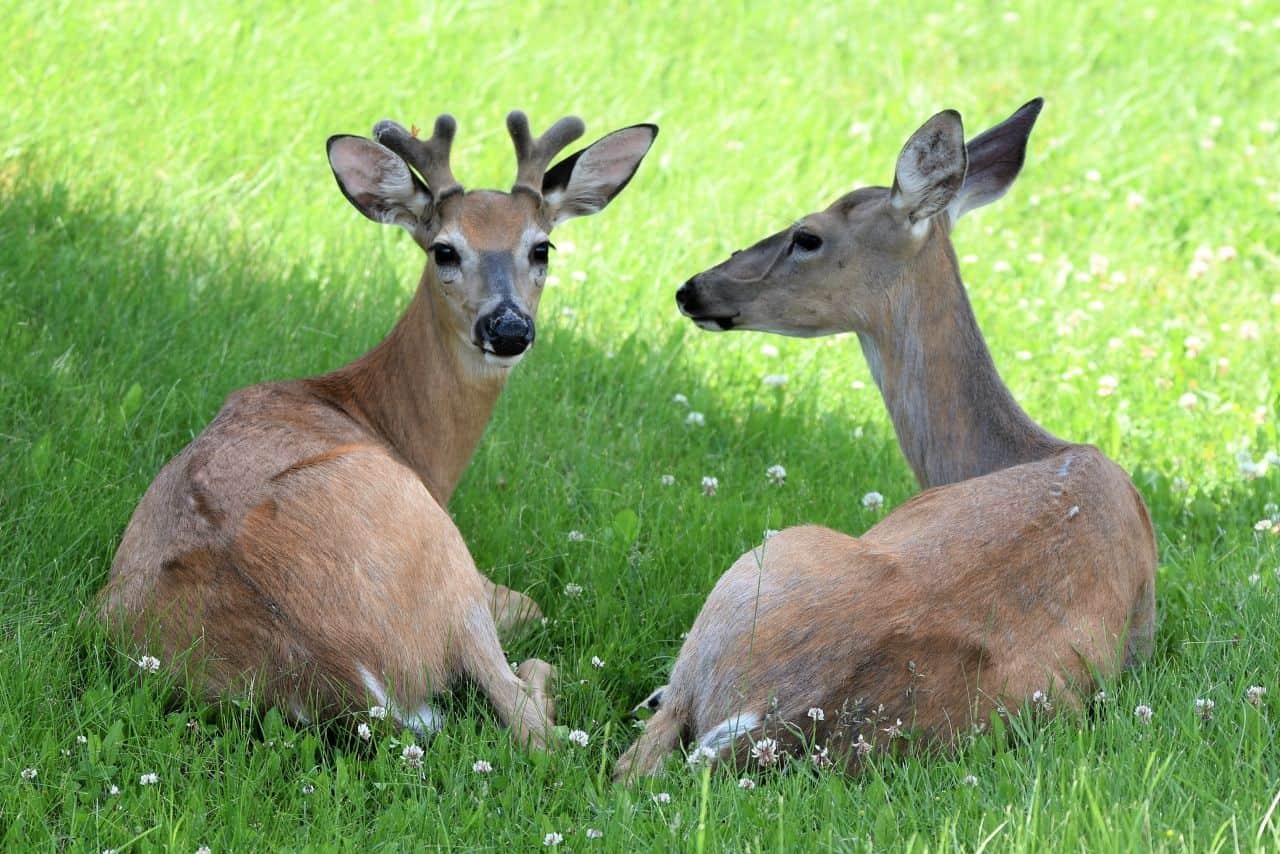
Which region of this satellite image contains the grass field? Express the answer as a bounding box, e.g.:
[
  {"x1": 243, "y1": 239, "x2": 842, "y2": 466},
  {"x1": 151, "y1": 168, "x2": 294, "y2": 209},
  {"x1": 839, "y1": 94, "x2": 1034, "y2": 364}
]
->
[{"x1": 3, "y1": 0, "x2": 1279, "y2": 849}]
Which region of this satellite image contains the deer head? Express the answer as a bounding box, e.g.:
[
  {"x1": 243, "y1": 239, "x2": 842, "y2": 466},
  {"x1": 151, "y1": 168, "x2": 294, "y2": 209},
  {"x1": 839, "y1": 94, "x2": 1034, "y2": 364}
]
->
[
  {"x1": 675, "y1": 99, "x2": 1042, "y2": 338},
  {"x1": 327, "y1": 112, "x2": 657, "y2": 367}
]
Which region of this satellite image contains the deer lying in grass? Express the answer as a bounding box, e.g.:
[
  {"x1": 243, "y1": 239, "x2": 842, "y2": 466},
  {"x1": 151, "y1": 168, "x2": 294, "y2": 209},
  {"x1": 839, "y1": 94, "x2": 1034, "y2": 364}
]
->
[
  {"x1": 100, "y1": 111, "x2": 656, "y2": 745},
  {"x1": 615, "y1": 99, "x2": 1155, "y2": 778}
]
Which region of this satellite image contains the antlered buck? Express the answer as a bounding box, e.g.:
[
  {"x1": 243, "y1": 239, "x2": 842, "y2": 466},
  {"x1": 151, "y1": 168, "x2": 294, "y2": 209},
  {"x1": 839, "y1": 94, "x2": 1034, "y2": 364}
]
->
[
  {"x1": 100, "y1": 111, "x2": 656, "y2": 745},
  {"x1": 616, "y1": 99, "x2": 1155, "y2": 778}
]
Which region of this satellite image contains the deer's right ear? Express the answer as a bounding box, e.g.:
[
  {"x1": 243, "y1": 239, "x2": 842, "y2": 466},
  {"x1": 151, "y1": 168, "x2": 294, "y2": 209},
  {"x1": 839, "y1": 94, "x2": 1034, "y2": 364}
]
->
[
  {"x1": 327, "y1": 135, "x2": 433, "y2": 232},
  {"x1": 890, "y1": 110, "x2": 967, "y2": 227},
  {"x1": 947, "y1": 98, "x2": 1044, "y2": 223}
]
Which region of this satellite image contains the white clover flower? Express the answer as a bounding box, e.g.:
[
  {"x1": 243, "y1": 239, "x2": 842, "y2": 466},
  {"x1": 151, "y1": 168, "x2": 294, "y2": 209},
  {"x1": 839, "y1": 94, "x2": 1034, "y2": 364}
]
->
[
  {"x1": 1217, "y1": 246, "x2": 1237, "y2": 262},
  {"x1": 962, "y1": 774, "x2": 979, "y2": 787},
  {"x1": 1093, "y1": 690, "x2": 1108, "y2": 704},
  {"x1": 685, "y1": 411, "x2": 706, "y2": 426},
  {"x1": 21, "y1": 767, "x2": 37, "y2": 780},
  {"x1": 1178, "y1": 392, "x2": 1198, "y2": 410},
  {"x1": 1250, "y1": 573, "x2": 1261, "y2": 585},
  {"x1": 108, "y1": 784, "x2": 120, "y2": 796},
  {"x1": 136, "y1": 655, "x2": 161, "y2": 673},
  {"x1": 567, "y1": 530, "x2": 586, "y2": 542},
  {"x1": 759, "y1": 344, "x2": 779, "y2": 358},
  {"x1": 1195, "y1": 698, "x2": 1215, "y2": 721},
  {"x1": 140, "y1": 772, "x2": 159, "y2": 786},
  {"x1": 737, "y1": 777, "x2": 756, "y2": 789},
  {"x1": 401, "y1": 743, "x2": 425, "y2": 767},
  {"x1": 861, "y1": 491, "x2": 884, "y2": 510},
  {"x1": 806, "y1": 707, "x2": 825, "y2": 722},
  {"x1": 660, "y1": 474, "x2": 676, "y2": 486},
  {"x1": 853, "y1": 733, "x2": 873, "y2": 758},
  {"x1": 76, "y1": 735, "x2": 88, "y2": 745},
  {"x1": 883, "y1": 718, "x2": 904, "y2": 739},
  {"x1": 1256, "y1": 520, "x2": 1275, "y2": 532},
  {"x1": 369, "y1": 705, "x2": 388, "y2": 720},
  {"x1": 586, "y1": 828, "x2": 604, "y2": 839},
  {"x1": 567, "y1": 729, "x2": 590, "y2": 748},
  {"x1": 993, "y1": 260, "x2": 1012, "y2": 273},
  {"x1": 750, "y1": 737, "x2": 780, "y2": 766},
  {"x1": 701, "y1": 476, "x2": 719, "y2": 496},
  {"x1": 1097, "y1": 375, "x2": 1119, "y2": 397},
  {"x1": 672, "y1": 393, "x2": 689, "y2": 406},
  {"x1": 1171, "y1": 476, "x2": 1190, "y2": 493},
  {"x1": 301, "y1": 783, "x2": 315, "y2": 795},
  {"x1": 563, "y1": 582, "x2": 584, "y2": 597},
  {"x1": 1016, "y1": 350, "x2": 1033, "y2": 361},
  {"x1": 652, "y1": 791, "x2": 672, "y2": 804},
  {"x1": 762, "y1": 374, "x2": 788, "y2": 388},
  {"x1": 1134, "y1": 704, "x2": 1153, "y2": 724},
  {"x1": 590, "y1": 656, "x2": 604, "y2": 669},
  {"x1": 570, "y1": 271, "x2": 588, "y2": 283},
  {"x1": 1126, "y1": 191, "x2": 1146, "y2": 209},
  {"x1": 1246, "y1": 686, "x2": 1266, "y2": 707},
  {"x1": 766, "y1": 464, "x2": 786, "y2": 485},
  {"x1": 810, "y1": 746, "x2": 833, "y2": 769},
  {"x1": 357, "y1": 723, "x2": 372, "y2": 741},
  {"x1": 686, "y1": 745, "x2": 717, "y2": 767},
  {"x1": 543, "y1": 832, "x2": 563, "y2": 846},
  {"x1": 1032, "y1": 690, "x2": 1052, "y2": 713},
  {"x1": 1085, "y1": 169, "x2": 1102, "y2": 183},
  {"x1": 472, "y1": 759, "x2": 493, "y2": 774},
  {"x1": 1183, "y1": 335, "x2": 1204, "y2": 356},
  {"x1": 196, "y1": 848, "x2": 211, "y2": 854}
]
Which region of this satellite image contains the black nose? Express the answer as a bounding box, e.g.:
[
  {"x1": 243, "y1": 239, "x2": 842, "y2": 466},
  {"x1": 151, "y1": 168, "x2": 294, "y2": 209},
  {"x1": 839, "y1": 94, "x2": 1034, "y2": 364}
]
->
[
  {"x1": 676, "y1": 278, "x2": 699, "y2": 312},
  {"x1": 479, "y1": 308, "x2": 534, "y2": 356}
]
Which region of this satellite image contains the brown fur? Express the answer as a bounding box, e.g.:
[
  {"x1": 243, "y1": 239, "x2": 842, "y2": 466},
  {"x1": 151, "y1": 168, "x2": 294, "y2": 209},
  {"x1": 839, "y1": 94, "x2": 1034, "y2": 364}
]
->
[{"x1": 619, "y1": 101, "x2": 1156, "y2": 779}]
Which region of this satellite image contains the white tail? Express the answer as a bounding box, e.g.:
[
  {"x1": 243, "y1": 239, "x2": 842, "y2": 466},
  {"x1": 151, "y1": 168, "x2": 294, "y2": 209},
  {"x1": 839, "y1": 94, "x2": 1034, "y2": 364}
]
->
[
  {"x1": 100, "y1": 111, "x2": 656, "y2": 746},
  {"x1": 619, "y1": 99, "x2": 1155, "y2": 779}
]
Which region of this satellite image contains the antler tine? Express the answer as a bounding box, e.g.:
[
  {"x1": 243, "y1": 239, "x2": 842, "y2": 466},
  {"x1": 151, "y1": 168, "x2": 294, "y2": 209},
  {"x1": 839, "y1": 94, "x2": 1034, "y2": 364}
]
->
[
  {"x1": 507, "y1": 110, "x2": 586, "y2": 196},
  {"x1": 373, "y1": 114, "x2": 463, "y2": 199}
]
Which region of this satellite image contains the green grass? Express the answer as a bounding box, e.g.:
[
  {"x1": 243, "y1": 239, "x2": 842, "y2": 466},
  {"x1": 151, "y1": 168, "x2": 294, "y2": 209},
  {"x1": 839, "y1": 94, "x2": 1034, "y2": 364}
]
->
[{"x1": 3, "y1": 0, "x2": 1279, "y2": 849}]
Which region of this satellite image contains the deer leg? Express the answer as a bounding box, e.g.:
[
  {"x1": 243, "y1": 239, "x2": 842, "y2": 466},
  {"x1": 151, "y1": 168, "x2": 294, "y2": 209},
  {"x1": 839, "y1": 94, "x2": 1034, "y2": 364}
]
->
[
  {"x1": 479, "y1": 575, "x2": 544, "y2": 639},
  {"x1": 614, "y1": 707, "x2": 684, "y2": 782},
  {"x1": 457, "y1": 604, "x2": 554, "y2": 748}
]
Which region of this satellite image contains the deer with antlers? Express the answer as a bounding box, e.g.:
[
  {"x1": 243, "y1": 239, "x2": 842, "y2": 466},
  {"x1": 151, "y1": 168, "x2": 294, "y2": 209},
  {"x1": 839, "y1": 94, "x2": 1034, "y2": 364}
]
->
[
  {"x1": 100, "y1": 112, "x2": 657, "y2": 745},
  {"x1": 615, "y1": 99, "x2": 1155, "y2": 778}
]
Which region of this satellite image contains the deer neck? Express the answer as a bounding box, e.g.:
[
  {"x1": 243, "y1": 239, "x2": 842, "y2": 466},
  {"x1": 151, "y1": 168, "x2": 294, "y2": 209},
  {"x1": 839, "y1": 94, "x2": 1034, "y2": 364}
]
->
[
  {"x1": 311, "y1": 268, "x2": 508, "y2": 506},
  {"x1": 855, "y1": 232, "x2": 1065, "y2": 489}
]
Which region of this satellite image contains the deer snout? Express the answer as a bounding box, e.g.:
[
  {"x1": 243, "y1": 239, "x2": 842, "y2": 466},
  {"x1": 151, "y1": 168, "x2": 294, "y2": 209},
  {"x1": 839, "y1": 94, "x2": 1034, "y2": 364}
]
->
[
  {"x1": 476, "y1": 306, "x2": 535, "y2": 358},
  {"x1": 675, "y1": 277, "x2": 701, "y2": 314}
]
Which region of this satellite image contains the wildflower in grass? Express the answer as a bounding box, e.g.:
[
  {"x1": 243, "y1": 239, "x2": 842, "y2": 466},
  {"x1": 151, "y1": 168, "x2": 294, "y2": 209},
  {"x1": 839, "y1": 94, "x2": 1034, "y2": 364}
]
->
[
  {"x1": 108, "y1": 784, "x2": 120, "y2": 796},
  {"x1": 401, "y1": 743, "x2": 425, "y2": 768},
  {"x1": 586, "y1": 828, "x2": 604, "y2": 839},
  {"x1": 1134, "y1": 704, "x2": 1153, "y2": 724},
  {"x1": 136, "y1": 655, "x2": 161, "y2": 673},
  {"x1": 963, "y1": 774, "x2": 979, "y2": 786},
  {"x1": 543, "y1": 832, "x2": 563, "y2": 846},
  {"x1": 140, "y1": 772, "x2": 159, "y2": 785},
  {"x1": 766, "y1": 464, "x2": 786, "y2": 485},
  {"x1": 1016, "y1": 350, "x2": 1033, "y2": 361},
  {"x1": 672, "y1": 393, "x2": 688, "y2": 406},
  {"x1": 1032, "y1": 690, "x2": 1052, "y2": 713},
  {"x1": 853, "y1": 733, "x2": 873, "y2": 759},
  {"x1": 1246, "y1": 686, "x2": 1266, "y2": 707},
  {"x1": 1256, "y1": 520, "x2": 1274, "y2": 532},
  {"x1": 686, "y1": 411, "x2": 706, "y2": 426},
  {"x1": 564, "y1": 583, "x2": 584, "y2": 597},
  {"x1": 567, "y1": 729, "x2": 590, "y2": 748},
  {"x1": 590, "y1": 656, "x2": 604, "y2": 669},
  {"x1": 750, "y1": 737, "x2": 780, "y2": 766},
  {"x1": 807, "y1": 707, "x2": 825, "y2": 722},
  {"x1": 1178, "y1": 392, "x2": 1198, "y2": 411},
  {"x1": 660, "y1": 474, "x2": 675, "y2": 486},
  {"x1": 810, "y1": 746, "x2": 833, "y2": 769},
  {"x1": 472, "y1": 759, "x2": 493, "y2": 774},
  {"x1": 1195, "y1": 698, "x2": 1215, "y2": 722},
  {"x1": 1096, "y1": 375, "x2": 1118, "y2": 397},
  {"x1": 21, "y1": 767, "x2": 36, "y2": 780},
  {"x1": 1183, "y1": 335, "x2": 1204, "y2": 357},
  {"x1": 567, "y1": 530, "x2": 586, "y2": 542},
  {"x1": 862, "y1": 491, "x2": 884, "y2": 510},
  {"x1": 76, "y1": 735, "x2": 88, "y2": 745},
  {"x1": 1216, "y1": 246, "x2": 1237, "y2": 262},
  {"x1": 993, "y1": 260, "x2": 1012, "y2": 273},
  {"x1": 1249, "y1": 573, "x2": 1261, "y2": 585},
  {"x1": 196, "y1": 847, "x2": 211, "y2": 854},
  {"x1": 650, "y1": 791, "x2": 673, "y2": 805},
  {"x1": 1126, "y1": 191, "x2": 1146, "y2": 209},
  {"x1": 883, "y1": 719, "x2": 904, "y2": 739},
  {"x1": 762, "y1": 374, "x2": 788, "y2": 388},
  {"x1": 369, "y1": 705, "x2": 387, "y2": 720},
  {"x1": 701, "y1": 476, "x2": 719, "y2": 496},
  {"x1": 186, "y1": 719, "x2": 200, "y2": 730},
  {"x1": 1171, "y1": 477, "x2": 1190, "y2": 494},
  {"x1": 357, "y1": 723, "x2": 372, "y2": 741},
  {"x1": 1093, "y1": 690, "x2": 1108, "y2": 704},
  {"x1": 301, "y1": 783, "x2": 315, "y2": 795},
  {"x1": 687, "y1": 745, "x2": 717, "y2": 767},
  {"x1": 571, "y1": 271, "x2": 587, "y2": 283},
  {"x1": 760, "y1": 344, "x2": 779, "y2": 358}
]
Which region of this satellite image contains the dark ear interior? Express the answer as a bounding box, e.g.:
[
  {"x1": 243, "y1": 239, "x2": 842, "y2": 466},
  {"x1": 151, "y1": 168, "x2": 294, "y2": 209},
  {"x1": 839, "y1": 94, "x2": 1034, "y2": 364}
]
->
[
  {"x1": 950, "y1": 98, "x2": 1044, "y2": 220},
  {"x1": 542, "y1": 124, "x2": 658, "y2": 206}
]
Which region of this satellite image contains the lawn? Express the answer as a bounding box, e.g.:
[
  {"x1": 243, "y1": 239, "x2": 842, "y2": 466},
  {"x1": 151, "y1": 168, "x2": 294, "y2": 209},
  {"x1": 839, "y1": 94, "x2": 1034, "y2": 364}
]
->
[{"x1": 2, "y1": 0, "x2": 1278, "y2": 850}]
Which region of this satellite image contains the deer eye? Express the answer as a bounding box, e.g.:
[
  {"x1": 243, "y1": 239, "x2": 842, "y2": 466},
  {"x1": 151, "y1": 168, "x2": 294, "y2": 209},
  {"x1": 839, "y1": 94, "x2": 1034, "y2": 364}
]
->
[
  {"x1": 790, "y1": 230, "x2": 823, "y2": 253},
  {"x1": 429, "y1": 243, "x2": 460, "y2": 267},
  {"x1": 530, "y1": 241, "x2": 553, "y2": 265}
]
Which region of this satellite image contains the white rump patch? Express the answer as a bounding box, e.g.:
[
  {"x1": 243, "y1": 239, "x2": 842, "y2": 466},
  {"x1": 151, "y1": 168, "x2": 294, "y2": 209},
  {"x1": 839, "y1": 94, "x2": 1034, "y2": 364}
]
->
[
  {"x1": 358, "y1": 664, "x2": 444, "y2": 736},
  {"x1": 697, "y1": 711, "x2": 761, "y2": 752}
]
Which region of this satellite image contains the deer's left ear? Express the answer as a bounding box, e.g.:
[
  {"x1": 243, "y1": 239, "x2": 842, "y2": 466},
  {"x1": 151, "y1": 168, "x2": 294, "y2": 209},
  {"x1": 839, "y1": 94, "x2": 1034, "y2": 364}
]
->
[
  {"x1": 327, "y1": 135, "x2": 433, "y2": 232},
  {"x1": 542, "y1": 124, "x2": 658, "y2": 226},
  {"x1": 947, "y1": 98, "x2": 1043, "y2": 223},
  {"x1": 890, "y1": 110, "x2": 967, "y2": 226}
]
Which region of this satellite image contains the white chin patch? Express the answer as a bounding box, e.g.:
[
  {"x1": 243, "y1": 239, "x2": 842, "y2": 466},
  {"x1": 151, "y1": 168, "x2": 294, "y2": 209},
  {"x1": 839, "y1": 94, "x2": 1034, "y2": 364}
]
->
[
  {"x1": 694, "y1": 319, "x2": 728, "y2": 332},
  {"x1": 483, "y1": 350, "x2": 526, "y2": 368}
]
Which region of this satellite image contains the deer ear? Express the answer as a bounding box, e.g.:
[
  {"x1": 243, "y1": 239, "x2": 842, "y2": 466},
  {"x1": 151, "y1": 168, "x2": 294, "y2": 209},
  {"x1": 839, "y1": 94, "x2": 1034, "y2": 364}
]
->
[
  {"x1": 327, "y1": 135, "x2": 433, "y2": 232},
  {"x1": 542, "y1": 124, "x2": 658, "y2": 226},
  {"x1": 890, "y1": 110, "x2": 967, "y2": 226},
  {"x1": 948, "y1": 98, "x2": 1043, "y2": 223}
]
